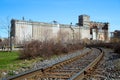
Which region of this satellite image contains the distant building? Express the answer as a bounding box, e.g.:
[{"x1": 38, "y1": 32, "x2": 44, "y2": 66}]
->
[
  {"x1": 110, "y1": 30, "x2": 120, "y2": 42},
  {"x1": 79, "y1": 15, "x2": 109, "y2": 41},
  {"x1": 111, "y1": 30, "x2": 120, "y2": 38},
  {"x1": 10, "y1": 14, "x2": 109, "y2": 45}
]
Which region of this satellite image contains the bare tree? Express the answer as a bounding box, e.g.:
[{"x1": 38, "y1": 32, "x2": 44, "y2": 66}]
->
[
  {"x1": 0, "y1": 17, "x2": 11, "y2": 51},
  {"x1": 41, "y1": 28, "x2": 52, "y2": 42},
  {"x1": 57, "y1": 30, "x2": 70, "y2": 44}
]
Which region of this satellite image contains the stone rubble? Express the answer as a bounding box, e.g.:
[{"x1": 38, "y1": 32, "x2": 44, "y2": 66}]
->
[{"x1": 85, "y1": 49, "x2": 120, "y2": 80}]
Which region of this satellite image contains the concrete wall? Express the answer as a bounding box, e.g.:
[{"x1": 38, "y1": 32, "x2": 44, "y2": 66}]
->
[
  {"x1": 10, "y1": 20, "x2": 92, "y2": 44},
  {"x1": 14, "y1": 21, "x2": 32, "y2": 44},
  {"x1": 11, "y1": 14, "x2": 109, "y2": 44},
  {"x1": 80, "y1": 27, "x2": 90, "y2": 39}
]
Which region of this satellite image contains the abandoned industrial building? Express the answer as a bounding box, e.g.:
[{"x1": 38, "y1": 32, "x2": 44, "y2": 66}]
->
[{"x1": 10, "y1": 14, "x2": 109, "y2": 45}]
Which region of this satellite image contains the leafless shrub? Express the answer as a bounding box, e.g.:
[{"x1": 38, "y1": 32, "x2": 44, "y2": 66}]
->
[
  {"x1": 19, "y1": 40, "x2": 84, "y2": 60},
  {"x1": 86, "y1": 41, "x2": 120, "y2": 54},
  {"x1": 19, "y1": 40, "x2": 42, "y2": 59},
  {"x1": 86, "y1": 42, "x2": 114, "y2": 49},
  {"x1": 114, "y1": 43, "x2": 120, "y2": 54}
]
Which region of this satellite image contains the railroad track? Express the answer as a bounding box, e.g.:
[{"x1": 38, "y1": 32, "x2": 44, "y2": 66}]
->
[{"x1": 6, "y1": 48, "x2": 103, "y2": 80}]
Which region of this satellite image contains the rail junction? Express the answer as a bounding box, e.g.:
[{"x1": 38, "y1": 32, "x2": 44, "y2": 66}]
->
[{"x1": 6, "y1": 48, "x2": 104, "y2": 80}]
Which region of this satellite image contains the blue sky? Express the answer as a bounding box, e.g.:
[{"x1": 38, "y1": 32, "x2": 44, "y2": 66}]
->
[{"x1": 0, "y1": 0, "x2": 120, "y2": 38}]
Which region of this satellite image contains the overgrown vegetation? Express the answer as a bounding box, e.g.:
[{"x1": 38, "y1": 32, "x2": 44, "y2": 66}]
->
[
  {"x1": 114, "y1": 43, "x2": 120, "y2": 54},
  {"x1": 86, "y1": 41, "x2": 120, "y2": 54},
  {"x1": 19, "y1": 40, "x2": 84, "y2": 59},
  {"x1": 0, "y1": 51, "x2": 43, "y2": 71},
  {"x1": 0, "y1": 51, "x2": 45, "y2": 78}
]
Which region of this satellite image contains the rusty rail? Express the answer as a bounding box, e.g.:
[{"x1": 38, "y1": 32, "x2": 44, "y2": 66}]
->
[
  {"x1": 69, "y1": 48, "x2": 104, "y2": 80},
  {"x1": 4, "y1": 48, "x2": 103, "y2": 80}
]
